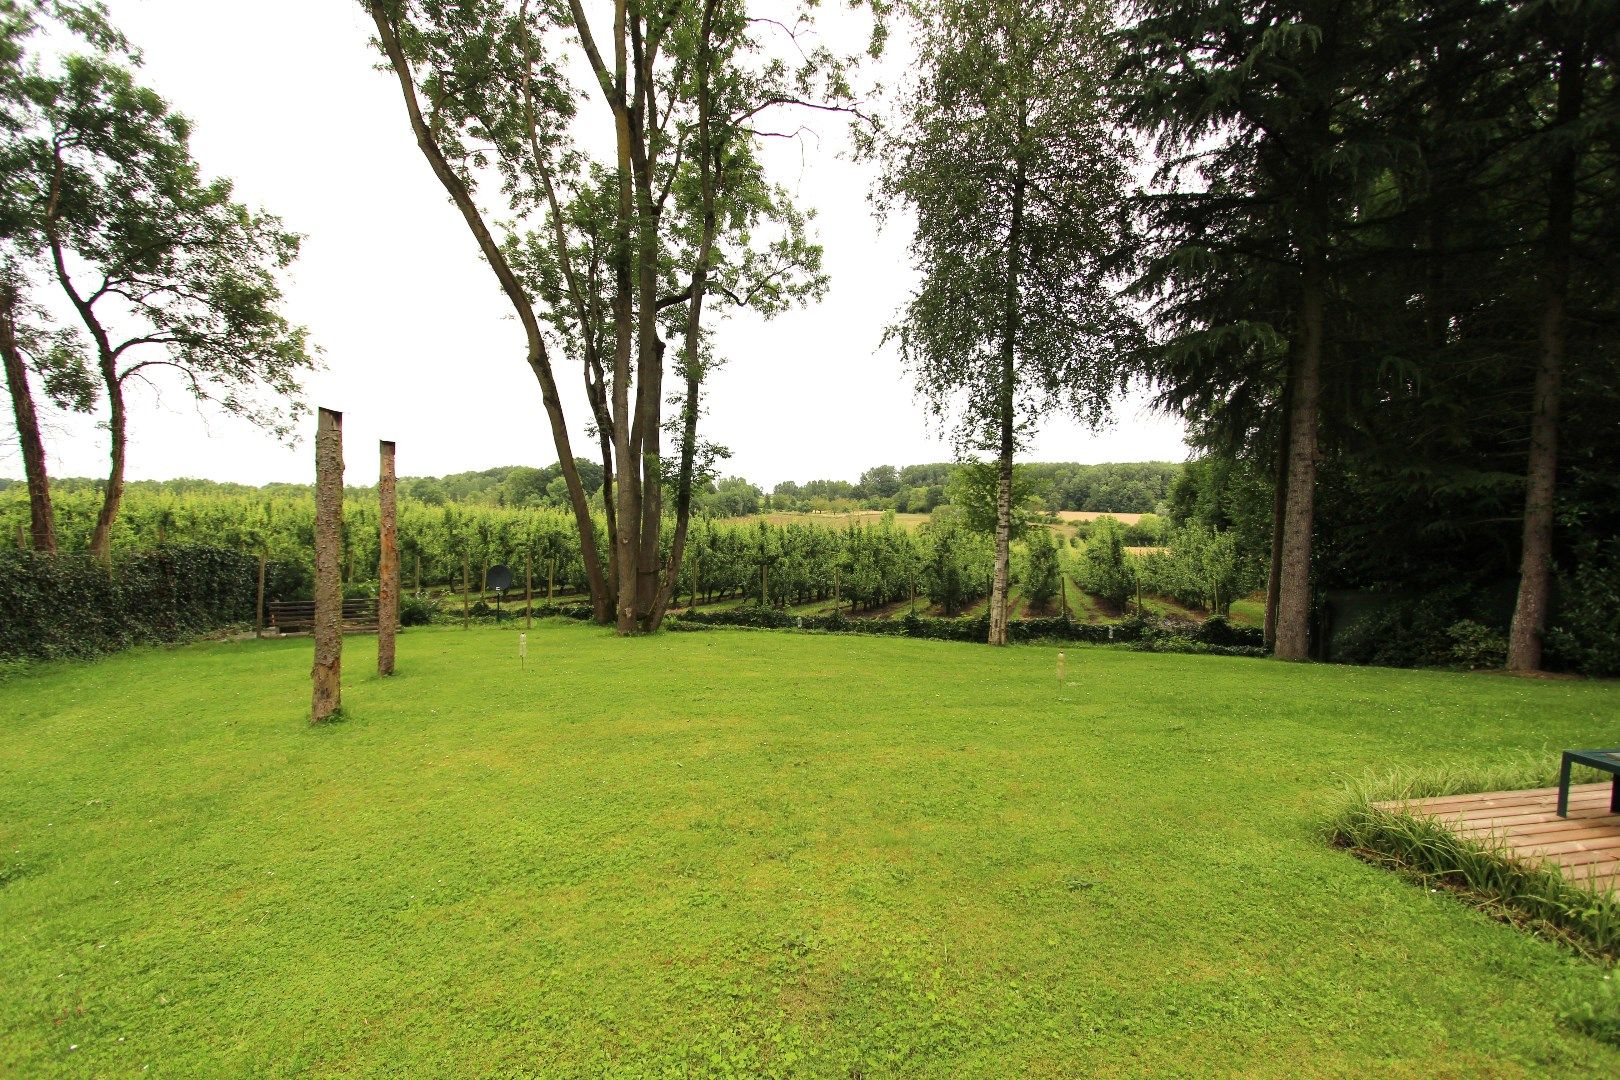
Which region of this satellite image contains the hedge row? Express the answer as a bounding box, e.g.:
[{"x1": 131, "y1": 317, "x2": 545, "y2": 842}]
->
[
  {"x1": 671, "y1": 606, "x2": 1266, "y2": 651},
  {"x1": 0, "y1": 546, "x2": 298, "y2": 661}
]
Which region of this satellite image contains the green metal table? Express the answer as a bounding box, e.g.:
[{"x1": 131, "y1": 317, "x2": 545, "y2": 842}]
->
[{"x1": 1557, "y1": 749, "x2": 1620, "y2": 818}]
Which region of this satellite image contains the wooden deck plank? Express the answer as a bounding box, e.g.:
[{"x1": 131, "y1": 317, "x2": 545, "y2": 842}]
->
[{"x1": 1378, "y1": 783, "x2": 1619, "y2": 896}]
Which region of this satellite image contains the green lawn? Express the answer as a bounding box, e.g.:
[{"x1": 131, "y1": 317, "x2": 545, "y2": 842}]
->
[{"x1": 3, "y1": 624, "x2": 1618, "y2": 1077}]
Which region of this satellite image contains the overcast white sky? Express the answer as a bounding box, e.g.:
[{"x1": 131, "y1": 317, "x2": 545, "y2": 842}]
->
[{"x1": 2, "y1": 0, "x2": 1188, "y2": 490}]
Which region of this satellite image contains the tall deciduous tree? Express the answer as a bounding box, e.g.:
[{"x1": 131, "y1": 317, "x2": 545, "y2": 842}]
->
[
  {"x1": 7, "y1": 37, "x2": 314, "y2": 560},
  {"x1": 877, "y1": 0, "x2": 1136, "y2": 646},
  {"x1": 0, "y1": 1, "x2": 117, "y2": 553},
  {"x1": 364, "y1": 0, "x2": 849, "y2": 633}
]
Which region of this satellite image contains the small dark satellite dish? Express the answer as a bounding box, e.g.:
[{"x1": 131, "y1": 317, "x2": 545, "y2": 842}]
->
[{"x1": 488, "y1": 564, "x2": 514, "y2": 593}]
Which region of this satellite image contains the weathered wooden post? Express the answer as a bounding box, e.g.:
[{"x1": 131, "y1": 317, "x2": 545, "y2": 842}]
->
[
  {"x1": 461, "y1": 554, "x2": 470, "y2": 629},
  {"x1": 547, "y1": 556, "x2": 555, "y2": 600},
  {"x1": 524, "y1": 551, "x2": 533, "y2": 629},
  {"x1": 1060, "y1": 576, "x2": 1068, "y2": 619},
  {"x1": 311, "y1": 407, "x2": 343, "y2": 724},
  {"x1": 256, "y1": 552, "x2": 267, "y2": 633},
  {"x1": 378, "y1": 440, "x2": 398, "y2": 677}
]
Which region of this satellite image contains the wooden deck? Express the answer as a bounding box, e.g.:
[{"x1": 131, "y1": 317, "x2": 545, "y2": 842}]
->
[{"x1": 1376, "y1": 782, "x2": 1620, "y2": 895}]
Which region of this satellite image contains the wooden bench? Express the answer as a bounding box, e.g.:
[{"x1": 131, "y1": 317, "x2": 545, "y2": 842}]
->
[{"x1": 267, "y1": 598, "x2": 379, "y2": 635}]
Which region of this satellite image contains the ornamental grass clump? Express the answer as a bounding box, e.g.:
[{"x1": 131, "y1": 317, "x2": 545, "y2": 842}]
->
[{"x1": 1328, "y1": 759, "x2": 1620, "y2": 960}]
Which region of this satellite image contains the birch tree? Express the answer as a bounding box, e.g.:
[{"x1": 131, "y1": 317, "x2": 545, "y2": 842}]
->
[{"x1": 877, "y1": 0, "x2": 1136, "y2": 645}]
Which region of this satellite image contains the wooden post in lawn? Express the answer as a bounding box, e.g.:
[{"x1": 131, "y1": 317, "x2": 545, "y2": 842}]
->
[
  {"x1": 547, "y1": 556, "x2": 555, "y2": 601},
  {"x1": 311, "y1": 406, "x2": 343, "y2": 724},
  {"x1": 377, "y1": 440, "x2": 398, "y2": 677},
  {"x1": 462, "y1": 554, "x2": 470, "y2": 629},
  {"x1": 1060, "y1": 576, "x2": 1068, "y2": 620},
  {"x1": 256, "y1": 552, "x2": 267, "y2": 633},
  {"x1": 524, "y1": 550, "x2": 532, "y2": 629}
]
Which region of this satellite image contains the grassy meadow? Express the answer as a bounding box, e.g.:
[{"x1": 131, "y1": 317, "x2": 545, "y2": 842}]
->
[{"x1": 3, "y1": 623, "x2": 1618, "y2": 1076}]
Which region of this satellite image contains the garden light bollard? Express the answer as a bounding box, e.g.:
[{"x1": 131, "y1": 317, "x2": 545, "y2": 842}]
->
[
  {"x1": 1057, "y1": 650, "x2": 1067, "y2": 684},
  {"x1": 519, "y1": 631, "x2": 527, "y2": 671}
]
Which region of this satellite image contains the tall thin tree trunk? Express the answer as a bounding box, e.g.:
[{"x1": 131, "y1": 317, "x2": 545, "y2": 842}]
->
[
  {"x1": 1275, "y1": 255, "x2": 1325, "y2": 661},
  {"x1": 1263, "y1": 377, "x2": 1292, "y2": 651},
  {"x1": 89, "y1": 372, "x2": 125, "y2": 564},
  {"x1": 0, "y1": 288, "x2": 56, "y2": 554},
  {"x1": 649, "y1": 359, "x2": 702, "y2": 631},
  {"x1": 988, "y1": 163, "x2": 1026, "y2": 647},
  {"x1": 378, "y1": 439, "x2": 398, "y2": 677},
  {"x1": 311, "y1": 407, "x2": 344, "y2": 723},
  {"x1": 1508, "y1": 36, "x2": 1586, "y2": 674}
]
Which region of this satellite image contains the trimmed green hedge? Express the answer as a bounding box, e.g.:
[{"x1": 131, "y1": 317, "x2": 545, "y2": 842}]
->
[
  {"x1": 672, "y1": 606, "x2": 1266, "y2": 651},
  {"x1": 0, "y1": 546, "x2": 299, "y2": 661}
]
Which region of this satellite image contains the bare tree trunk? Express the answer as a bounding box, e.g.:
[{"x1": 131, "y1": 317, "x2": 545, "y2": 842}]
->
[
  {"x1": 0, "y1": 288, "x2": 56, "y2": 554},
  {"x1": 988, "y1": 164, "x2": 1026, "y2": 647},
  {"x1": 1275, "y1": 256, "x2": 1325, "y2": 661},
  {"x1": 89, "y1": 372, "x2": 125, "y2": 564},
  {"x1": 311, "y1": 407, "x2": 344, "y2": 723},
  {"x1": 378, "y1": 439, "x2": 398, "y2": 677},
  {"x1": 1263, "y1": 378, "x2": 1292, "y2": 651},
  {"x1": 1508, "y1": 35, "x2": 1586, "y2": 674}
]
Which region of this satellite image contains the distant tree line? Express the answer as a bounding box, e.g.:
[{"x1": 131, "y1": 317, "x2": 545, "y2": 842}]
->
[
  {"x1": 4, "y1": 459, "x2": 1181, "y2": 525},
  {"x1": 766, "y1": 461, "x2": 1180, "y2": 516}
]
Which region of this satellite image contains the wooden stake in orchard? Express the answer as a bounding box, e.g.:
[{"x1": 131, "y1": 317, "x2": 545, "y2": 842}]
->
[
  {"x1": 378, "y1": 439, "x2": 399, "y2": 677},
  {"x1": 311, "y1": 406, "x2": 344, "y2": 724}
]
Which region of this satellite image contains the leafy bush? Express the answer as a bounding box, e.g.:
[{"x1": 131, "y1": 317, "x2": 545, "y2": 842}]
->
[
  {"x1": 0, "y1": 546, "x2": 295, "y2": 661},
  {"x1": 1546, "y1": 539, "x2": 1620, "y2": 678},
  {"x1": 1023, "y1": 528, "x2": 1061, "y2": 609},
  {"x1": 671, "y1": 606, "x2": 1265, "y2": 652},
  {"x1": 1331, "y1": 590, "x2": 1470, "y2": 669},
  {"x1": 1446, "y1": 619, "x2": 1507, "y2": 669},
  {"x1": 398, "y1": 594, "x2": 439, "y2": 626},
  {"x1": 1073, "y1": 517, "x2": 1134, "y2": 608}
]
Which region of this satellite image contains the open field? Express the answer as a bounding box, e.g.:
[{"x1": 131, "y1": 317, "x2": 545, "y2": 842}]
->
[
  {"x1": 1055, "y1": 510, "x2": 1146, "y2": 526},
  {"x1": 725, "y1": 511, "x2": 935, "y2": 531},
  {"x1": 4, "y1": 625, "x2": 1618, "y2": 1077}
]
